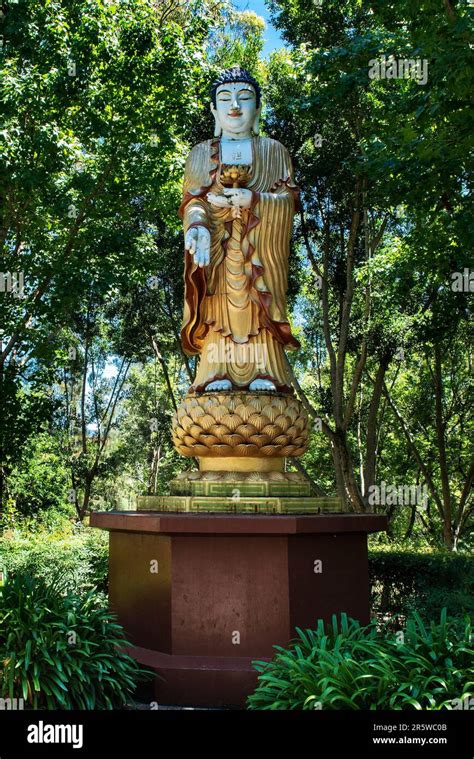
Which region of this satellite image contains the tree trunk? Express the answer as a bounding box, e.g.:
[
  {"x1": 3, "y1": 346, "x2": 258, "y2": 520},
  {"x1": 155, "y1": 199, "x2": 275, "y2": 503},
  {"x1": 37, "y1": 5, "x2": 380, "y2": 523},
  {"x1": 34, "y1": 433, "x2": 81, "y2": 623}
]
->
[
  {"x1": 364, "y1": 357, "x2": 389, "y2": 495},
  {"x1": 332, "y1": 444, "x2": 348, "y2": 507},
  {"x1": 80, "y1": 475, "x2": 94, "y2": 521},
  {"x1": 334, "y1": 429, "x2": 366, "y2": 512},
  {"x1": 433, "y1": 345, "x2": 453, "y2": 549}
]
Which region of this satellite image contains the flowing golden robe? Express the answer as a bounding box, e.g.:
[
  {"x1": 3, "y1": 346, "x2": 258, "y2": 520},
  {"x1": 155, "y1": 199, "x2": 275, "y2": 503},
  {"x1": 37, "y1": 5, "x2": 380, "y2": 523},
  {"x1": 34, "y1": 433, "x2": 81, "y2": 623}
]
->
[{"x1": 179, "y1": 136, "x2": 300, "y2": 393}]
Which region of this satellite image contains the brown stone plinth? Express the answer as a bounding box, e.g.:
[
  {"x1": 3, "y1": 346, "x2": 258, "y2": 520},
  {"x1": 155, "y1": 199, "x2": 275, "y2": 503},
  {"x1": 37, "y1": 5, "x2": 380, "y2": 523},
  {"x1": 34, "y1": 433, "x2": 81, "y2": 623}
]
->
[{"x1": 90, "y1": 512, "x2": 387, "y2": 708}]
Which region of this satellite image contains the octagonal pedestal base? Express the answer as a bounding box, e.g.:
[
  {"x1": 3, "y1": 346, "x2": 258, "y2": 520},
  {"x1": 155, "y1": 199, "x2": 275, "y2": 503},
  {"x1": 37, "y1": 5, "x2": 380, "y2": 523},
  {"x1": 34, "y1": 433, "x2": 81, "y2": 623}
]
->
[{"x1": 90, "y1": 512, "x2": 386, "y2": 707}]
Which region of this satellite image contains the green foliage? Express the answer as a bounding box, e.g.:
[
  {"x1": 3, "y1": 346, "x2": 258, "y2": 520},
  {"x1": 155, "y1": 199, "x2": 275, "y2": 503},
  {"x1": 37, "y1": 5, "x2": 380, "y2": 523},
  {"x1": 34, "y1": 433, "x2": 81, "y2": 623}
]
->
[
  {"x1": 6, "y1": 431, "x2": 71, "y2": 519},
  {"x1": 0, "y1": 522, "x2": 109, "y2": 599},
  {"x1": 370, "y1": 548, "x2": 474, "y2": 622},
  {"x1": 208, "y1": 9, "x2": 267, "y2": 85},
  {"x1": 0, "y1": 572, "x2": 149, "y2": 709},
  {"x1": 0, "y1": 0, "x2": 471, "y2": 551},
  {"x1": 0, "y1": 0, "x2": 270, "y2": 520},
  {"x1": 263, "y1": 0, "x2": 473, "y2": 544},
  {"x1": 0, "y1": 0, "x2": 212, "y2": 495},
  {"x1": 248, "y1": 611, "x2": 474, "y2": 710},
  {"x1": 114, "y1": 362, "x2": 184, "y2": 497}
]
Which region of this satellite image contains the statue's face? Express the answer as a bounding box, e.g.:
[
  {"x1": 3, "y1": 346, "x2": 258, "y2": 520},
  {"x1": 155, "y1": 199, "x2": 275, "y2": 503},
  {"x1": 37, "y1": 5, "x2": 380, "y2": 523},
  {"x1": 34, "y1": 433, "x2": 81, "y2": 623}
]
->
[{"x1": 212, "y1": 82, "x2": 259, "y2": 137}]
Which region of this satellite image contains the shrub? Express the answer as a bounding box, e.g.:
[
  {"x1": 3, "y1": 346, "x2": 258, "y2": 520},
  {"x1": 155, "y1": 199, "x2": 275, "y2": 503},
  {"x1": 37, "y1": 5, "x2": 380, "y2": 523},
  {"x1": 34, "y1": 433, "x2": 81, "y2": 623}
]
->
[
  {"x1": 6, "y1": 432, "x2": 71, "y2": 519},
  {"x1": 0, "y1": 523, "x2": 109, "y2": 600},
  {"x1": 0, "y1": 572, "x2": 148, "y2": 709},
  {"x1": 247, "y1": 611, "x2": 474, "y2": 710},
  {"x1": 369, "y1": 548, "x2": 474, "y2": 623}
]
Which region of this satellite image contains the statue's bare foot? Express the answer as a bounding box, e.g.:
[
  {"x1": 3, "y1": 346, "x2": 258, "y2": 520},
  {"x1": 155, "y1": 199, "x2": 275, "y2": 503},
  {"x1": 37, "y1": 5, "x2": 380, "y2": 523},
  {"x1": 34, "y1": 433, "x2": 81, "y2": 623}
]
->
[
  {"x1": 205, "y1": 379, "x2": 233, "y2": 392},
  {"x1": 249, "y1": 379, "x2": 277, "y2": 391}
]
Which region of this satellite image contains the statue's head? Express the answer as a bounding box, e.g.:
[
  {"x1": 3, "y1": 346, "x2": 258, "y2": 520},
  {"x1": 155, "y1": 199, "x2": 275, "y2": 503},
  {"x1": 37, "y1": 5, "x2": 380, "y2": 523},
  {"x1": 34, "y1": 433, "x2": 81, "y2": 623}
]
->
[{"x1": 210, "y1": 66, "x2": 262, "y2": 138}]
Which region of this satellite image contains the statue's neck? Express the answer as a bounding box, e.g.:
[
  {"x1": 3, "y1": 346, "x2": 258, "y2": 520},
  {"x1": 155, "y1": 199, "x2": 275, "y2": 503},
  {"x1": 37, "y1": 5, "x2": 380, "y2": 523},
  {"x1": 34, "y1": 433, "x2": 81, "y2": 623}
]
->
[{"x1": 220, "y1": 130, "x2": 253, "y2": 141}]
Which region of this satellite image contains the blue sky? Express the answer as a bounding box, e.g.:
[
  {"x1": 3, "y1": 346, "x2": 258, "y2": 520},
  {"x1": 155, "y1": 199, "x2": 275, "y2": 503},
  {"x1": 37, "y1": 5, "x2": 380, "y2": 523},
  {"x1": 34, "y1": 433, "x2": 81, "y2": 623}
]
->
[{"x1": 233, "y1": 0, "x2": 285, "y2": 57}]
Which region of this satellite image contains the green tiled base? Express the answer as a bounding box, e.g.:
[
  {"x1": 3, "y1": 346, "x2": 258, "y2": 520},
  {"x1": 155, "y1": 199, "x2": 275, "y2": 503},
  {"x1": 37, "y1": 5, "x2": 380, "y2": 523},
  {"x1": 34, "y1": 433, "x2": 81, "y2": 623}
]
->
[
  {"x1": 136, "y1": 494, "x2": 342, "y2": 514},
  {"x1": 170, "y1": 478, "x2": 311, "y2": 498}
]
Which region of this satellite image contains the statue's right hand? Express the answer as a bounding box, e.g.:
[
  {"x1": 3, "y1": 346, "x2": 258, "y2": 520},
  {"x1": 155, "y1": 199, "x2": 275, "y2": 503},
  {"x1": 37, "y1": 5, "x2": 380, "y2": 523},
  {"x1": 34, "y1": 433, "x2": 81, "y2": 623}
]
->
[{"x1": 185, "y1": 227, "x2": 211, "y2": 268}]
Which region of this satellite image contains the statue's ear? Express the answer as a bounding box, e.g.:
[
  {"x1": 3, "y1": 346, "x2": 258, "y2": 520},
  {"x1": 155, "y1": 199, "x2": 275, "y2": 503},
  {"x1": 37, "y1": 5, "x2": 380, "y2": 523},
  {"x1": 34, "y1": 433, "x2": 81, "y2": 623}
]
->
[
  {"x1": 210, "y1": 104, "x2": 222, "y2": 137},
  {"x1": 252, "y1": 107, "x2": 261, "y2": 136}
]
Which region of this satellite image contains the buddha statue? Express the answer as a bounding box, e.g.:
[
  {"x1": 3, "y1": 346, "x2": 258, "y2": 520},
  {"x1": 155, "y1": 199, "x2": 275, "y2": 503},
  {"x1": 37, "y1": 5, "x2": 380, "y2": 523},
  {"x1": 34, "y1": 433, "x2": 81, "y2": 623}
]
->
[{"x1": 179, "y1": 66, "x2": 300, "y2": 395}]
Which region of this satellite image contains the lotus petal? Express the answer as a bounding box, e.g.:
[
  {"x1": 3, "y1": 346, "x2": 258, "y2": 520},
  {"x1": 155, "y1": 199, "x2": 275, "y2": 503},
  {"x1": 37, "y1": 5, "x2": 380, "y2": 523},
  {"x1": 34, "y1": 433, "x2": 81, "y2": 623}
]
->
[
  {"x1": 209, "y1": 424, "x2": 230, "y2": 437},
  {"x1": 262, "y1": 424, "x2": 281, "y2": 438},
  {"x1": 274, "y1": 414, "x2": 290, "y2": 431},
  {"x1": 220, "y1": 414, "x2": 241, "y2": 431},
  {"x1": 235, "y1": 403, "x2": 252, "y2": 421},
  {"x1": 234, "y1": 443, "x2": 260, "y2": 456},
  {"x1": 222, "y1": 434, "x2": 244, "y2": 446},
  {"x1": 249, "y1": 434, "x2": 272, "y2": 447},
  {"x1": 200, "y1": 434, "x2": 221, "y2": 446},
  {"x1": 261, "y1": 404, "x2": 278, "y2": 422},
  {"x1": 248, "y1": 413, "x2": 270, "y2": 431},
  {"x1": 235, "y1": 424, "x2": 258, "y2": 438},
  {"x1": 189, "y1": 406, "x2": 205, "y2": 420},
  {"x1": 260, "y1": 445, "x2": 283, "y2": 456},
  {"x1": 180, "y1": 415, "x2": 194, "y2": 430},
  {"x1": 268, "y1": 472, "x2": 286, "y2": 481},
  {"x1": 199, "y1": 414, "x2": 216, "y2": 430},
  {"x1": 189, "y1": 424, "x2": 204, "y2": 439}
]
